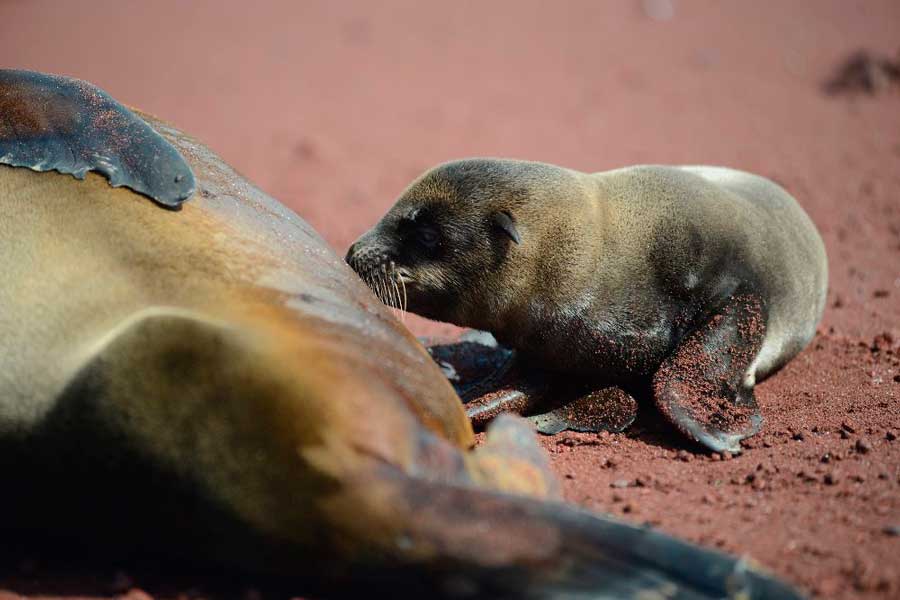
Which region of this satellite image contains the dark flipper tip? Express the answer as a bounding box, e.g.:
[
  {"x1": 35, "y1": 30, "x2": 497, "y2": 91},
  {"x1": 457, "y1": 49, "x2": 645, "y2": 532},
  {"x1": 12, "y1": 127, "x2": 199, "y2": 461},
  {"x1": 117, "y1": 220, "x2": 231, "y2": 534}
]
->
[
  {"x1": 664, "y1": 396, "x2": 763, "y2": 454},
  {"x1": 0, "y1": 69, "x2": 195, "y2": 208}
]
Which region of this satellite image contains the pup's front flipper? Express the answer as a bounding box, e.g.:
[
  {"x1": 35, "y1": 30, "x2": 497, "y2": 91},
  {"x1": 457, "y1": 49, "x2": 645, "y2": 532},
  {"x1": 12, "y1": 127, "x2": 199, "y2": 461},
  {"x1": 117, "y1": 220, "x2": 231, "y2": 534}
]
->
[
  {"x1": 425, "y1": 332, "x2": 637, "y2": 434},
  {"x1": 424, "y1": 333, "x2": 548, "y2": 429},
  {"x1": 653, "y1": 293, "x2": 766, "y2": 454}
]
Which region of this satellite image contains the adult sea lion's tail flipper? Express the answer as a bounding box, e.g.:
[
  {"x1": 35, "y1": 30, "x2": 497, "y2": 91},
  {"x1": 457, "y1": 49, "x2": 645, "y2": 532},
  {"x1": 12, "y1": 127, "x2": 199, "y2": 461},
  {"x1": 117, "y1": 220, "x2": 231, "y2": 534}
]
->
[
  {"x1": 0, "y1": 69, "x2": 195, "y2": 207},
  {"x1": 361, "y1": 470, "x2": 803, "y2": 599}
]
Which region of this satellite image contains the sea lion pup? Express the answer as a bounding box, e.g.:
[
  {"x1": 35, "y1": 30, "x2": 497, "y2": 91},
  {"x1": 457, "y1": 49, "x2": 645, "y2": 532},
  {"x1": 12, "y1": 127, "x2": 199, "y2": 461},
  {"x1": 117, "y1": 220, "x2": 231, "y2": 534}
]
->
[
  {"x1": 347, "y1": 159, "x2": 828, "y2": 453},
  {"x1": 0, "y1": 71, "x2": 803, "y2": 598}
]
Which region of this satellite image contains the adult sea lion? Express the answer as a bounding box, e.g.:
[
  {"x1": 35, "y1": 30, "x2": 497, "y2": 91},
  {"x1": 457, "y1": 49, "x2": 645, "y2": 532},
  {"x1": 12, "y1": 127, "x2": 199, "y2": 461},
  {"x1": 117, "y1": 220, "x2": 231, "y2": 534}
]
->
[
  {"x1": 0, "y1": 70, "x2": 803, "y2": 598},
  {"x1": 347, "y1": 159, "x2": 828, "y2": 453}
]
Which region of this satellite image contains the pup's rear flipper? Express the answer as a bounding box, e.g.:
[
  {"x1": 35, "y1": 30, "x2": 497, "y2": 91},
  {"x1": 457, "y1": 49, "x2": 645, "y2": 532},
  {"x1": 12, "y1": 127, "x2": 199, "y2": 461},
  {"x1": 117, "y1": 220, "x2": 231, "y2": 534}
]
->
[{"x1": 653, "y1": 293, "x2": 766, "y2": 453}]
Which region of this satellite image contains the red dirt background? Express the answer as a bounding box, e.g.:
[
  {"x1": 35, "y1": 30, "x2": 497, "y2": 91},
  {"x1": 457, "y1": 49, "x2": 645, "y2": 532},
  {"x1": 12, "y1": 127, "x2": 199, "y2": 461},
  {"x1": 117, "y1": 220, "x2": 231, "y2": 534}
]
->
[{"x1": 1, "y1": 1, "x2": 898, "y2": 598}]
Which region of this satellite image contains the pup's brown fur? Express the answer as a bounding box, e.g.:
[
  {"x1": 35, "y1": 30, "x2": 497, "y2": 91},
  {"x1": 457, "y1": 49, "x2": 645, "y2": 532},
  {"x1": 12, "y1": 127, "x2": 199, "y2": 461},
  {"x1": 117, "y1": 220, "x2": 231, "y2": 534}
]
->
[{"x1": 348, "y1": 159, "x2": 828, "y2": 451}]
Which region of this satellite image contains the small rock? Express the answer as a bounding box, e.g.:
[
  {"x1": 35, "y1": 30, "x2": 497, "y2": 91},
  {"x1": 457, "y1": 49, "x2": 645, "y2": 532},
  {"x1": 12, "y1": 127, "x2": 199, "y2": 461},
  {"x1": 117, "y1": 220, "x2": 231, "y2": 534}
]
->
[
  {"x1": 824, "y1": 471, "x2": 839, "y2": 485},
  {"x1": 883, "y1": 525, "x2": 900, "y2": 537},
  {"x1": 886, "y1": 431, "x2": 897, "y2": 441},
  {"x1": 840, "y1": 429, "x2": 851, "y2": 439},
  {"x1": 622, "y1": 503, "x2": 634, "y2": 514},
  {"x1": 792, "y1": 430, "x2": 806, "y2": 441},
  {"x1": 841, "y1": 421, "x2": 856, "y2": 433},
  {"x1": 564, "y1": 473, "x2": 575, "y2": 479},
  {"x1": 610, "y1": 479, "x2": 631, "y2": 489},
  {"x1": 611, "y1": 492, "x2": 624, "y2": 503},
  {"x1": 872, "y1": 331, "x2": 895, "y2": 352},
  {"x1": 751, "y1": 479, "x2": 766, "y2": 491},
  {"x1": 710, "y1": 453, "x2": 722, "y2": 461},
  {"x1": 676, "y1": 449, "x2": 693, "y2": 462},
  {"x1": 874, "y1": 289, "x2": 890, "y2": 298},
  {"x1": 855, "y1": 438, "x2": 873, "y2": 454},
  {"x1": 821, "y1": 453, "x2": 832, "y2": 463}
]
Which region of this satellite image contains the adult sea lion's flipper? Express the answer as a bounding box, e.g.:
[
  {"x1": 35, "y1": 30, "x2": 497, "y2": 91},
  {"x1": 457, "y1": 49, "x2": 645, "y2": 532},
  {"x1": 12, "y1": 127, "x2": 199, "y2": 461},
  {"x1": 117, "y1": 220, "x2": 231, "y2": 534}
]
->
[
  {"x1": 367, "y1": 468, "x2": 803, "y2": 599},
  {"x1": 653, "y1": 293, "x2": 766, "y2": 454},
  {"x1": 0, "y1": 69, "x2": 195, "y2": 207}
]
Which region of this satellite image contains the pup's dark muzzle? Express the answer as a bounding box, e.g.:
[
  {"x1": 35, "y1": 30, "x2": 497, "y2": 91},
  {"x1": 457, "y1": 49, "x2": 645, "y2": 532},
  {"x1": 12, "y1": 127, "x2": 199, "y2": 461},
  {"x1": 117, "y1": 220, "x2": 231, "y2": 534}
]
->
[
  {"x1": 345, "y1": 240, "x2": 386, "y2": 276},
  {"x1": 345, "y1": 234, "x2": 413, "y2": 312}
]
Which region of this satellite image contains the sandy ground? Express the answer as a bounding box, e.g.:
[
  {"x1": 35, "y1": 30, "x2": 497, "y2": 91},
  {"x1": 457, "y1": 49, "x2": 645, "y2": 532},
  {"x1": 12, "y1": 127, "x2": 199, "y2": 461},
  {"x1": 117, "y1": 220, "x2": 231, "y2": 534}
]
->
[{"x1": 1, "y1": 1, "x2": 899, "y2": 598}]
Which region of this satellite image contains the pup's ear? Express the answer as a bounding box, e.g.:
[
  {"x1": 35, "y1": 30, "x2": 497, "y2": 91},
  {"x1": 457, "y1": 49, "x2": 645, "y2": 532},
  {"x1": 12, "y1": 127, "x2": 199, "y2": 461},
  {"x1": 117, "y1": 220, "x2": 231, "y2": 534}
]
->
[{"x1": 492, "y1": 211, "x2": 521, "y2": 244}]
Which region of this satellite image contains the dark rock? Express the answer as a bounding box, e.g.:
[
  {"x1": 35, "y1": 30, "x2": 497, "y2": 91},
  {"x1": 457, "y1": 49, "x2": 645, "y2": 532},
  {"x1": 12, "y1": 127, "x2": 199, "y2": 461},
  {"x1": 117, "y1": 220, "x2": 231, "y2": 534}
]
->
[{"x1": 855, "y1": 438, "x2": 873, "y2": 454}]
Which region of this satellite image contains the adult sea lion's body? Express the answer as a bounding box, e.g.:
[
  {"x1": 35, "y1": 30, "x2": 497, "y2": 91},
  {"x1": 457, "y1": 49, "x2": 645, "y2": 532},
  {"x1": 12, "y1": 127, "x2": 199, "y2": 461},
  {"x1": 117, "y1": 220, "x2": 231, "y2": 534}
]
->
[
  {"x1": 347, "y1": 159, "x2": 828, "y2": 452},
  {"x1": 0, "y1": 71, "x2": 802, "y2": 598}
]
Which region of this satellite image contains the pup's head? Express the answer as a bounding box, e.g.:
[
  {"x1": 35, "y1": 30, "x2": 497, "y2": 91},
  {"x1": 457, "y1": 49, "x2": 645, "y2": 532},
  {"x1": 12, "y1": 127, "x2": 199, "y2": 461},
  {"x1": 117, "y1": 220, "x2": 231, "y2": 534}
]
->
[{"x1": 346, "y1": 159, "x2": 556, "y2": 327}]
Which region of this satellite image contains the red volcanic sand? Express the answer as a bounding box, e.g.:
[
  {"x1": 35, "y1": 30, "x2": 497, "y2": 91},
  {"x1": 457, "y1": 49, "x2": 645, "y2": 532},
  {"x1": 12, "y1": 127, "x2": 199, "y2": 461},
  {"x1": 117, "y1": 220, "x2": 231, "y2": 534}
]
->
[{"x1": 1, "y1": 1, "x2": 899, "y2": 598}]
